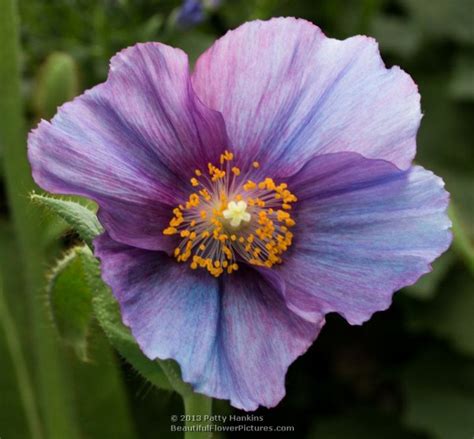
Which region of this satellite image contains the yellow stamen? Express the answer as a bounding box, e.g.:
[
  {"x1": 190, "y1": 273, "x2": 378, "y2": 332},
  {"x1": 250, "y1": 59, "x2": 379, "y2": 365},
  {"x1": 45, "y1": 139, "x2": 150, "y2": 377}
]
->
[{"x1": 163, "y1": 154, "x2": 297, "y2": 277}]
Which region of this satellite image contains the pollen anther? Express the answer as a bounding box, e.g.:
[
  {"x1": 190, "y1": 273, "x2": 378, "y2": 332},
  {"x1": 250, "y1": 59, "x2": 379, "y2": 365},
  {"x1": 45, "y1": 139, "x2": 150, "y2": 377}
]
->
[{"x1": 163, "y1": 153, "x2": 297, "y2": 277}]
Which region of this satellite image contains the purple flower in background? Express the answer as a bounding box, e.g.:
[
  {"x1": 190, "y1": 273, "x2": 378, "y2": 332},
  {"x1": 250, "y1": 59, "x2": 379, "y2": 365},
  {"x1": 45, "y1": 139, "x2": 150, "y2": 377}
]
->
[
  {"x1": 176, "y1": 0, "x2": 205, "y2": 28},
  {"x1": 28, "y1": 18, "x2": 451, "y2": 411}
]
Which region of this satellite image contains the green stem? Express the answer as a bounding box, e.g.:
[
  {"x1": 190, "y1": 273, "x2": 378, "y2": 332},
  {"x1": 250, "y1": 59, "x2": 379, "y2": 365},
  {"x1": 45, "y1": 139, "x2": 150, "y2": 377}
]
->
[
  {"x1": 159, "y1": 360, "x2": 213, "y2": 438},
  {"x1": 0, "y1": 280, "x2": 43, "y2": 439},
  {"x1": 0, "y1": 1, "x2": 80, "y2": 438},
  {"x1": 183, "y1": 393, "x2": 213, "y2": 439},
  {"x1": 159, "y1": 359, "x2": 194, "y2": 397}
]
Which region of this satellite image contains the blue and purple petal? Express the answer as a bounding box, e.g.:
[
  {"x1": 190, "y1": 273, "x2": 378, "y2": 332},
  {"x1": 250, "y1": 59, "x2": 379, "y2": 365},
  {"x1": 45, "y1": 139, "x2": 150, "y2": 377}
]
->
[
  {"x1": 29, "y1": 43, "x2": 228, "y2": 251},
  {"x1": 279, "y1": 152, "x2": 451, "y2": 325},
  {"x1": 193, "y1": 18, "x2": 421, "y2": 175},
  {"x1": 95, "y1": 234, "x2": 324, "y2": 410}
]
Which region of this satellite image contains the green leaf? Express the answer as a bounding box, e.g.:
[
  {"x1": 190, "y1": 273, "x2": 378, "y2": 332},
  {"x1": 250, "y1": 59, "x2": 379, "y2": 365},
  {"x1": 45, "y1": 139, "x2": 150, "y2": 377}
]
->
[
  {"x1": 82, "y1": 251, "x2": 173, "y2": 391},
  {"x1": 46, "y1": 245, "x2": 138, "y2": 437},
  {"x1": 33, "y1": 52, "x2": 80, "y2": 120},
  {"x1": 31, "y1": 193, "x2": 103, "y2": 248},
  {"x1": 47, "y1": 246, "x2": 94, "y2": 360},
  {"x1": 401, "y1": 348, "x2": 474, "y2": 439}
]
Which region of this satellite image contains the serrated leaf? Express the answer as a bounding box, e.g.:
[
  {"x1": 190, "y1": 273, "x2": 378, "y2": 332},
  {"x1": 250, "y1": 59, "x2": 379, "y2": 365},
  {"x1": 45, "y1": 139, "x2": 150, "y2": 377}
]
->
[
  {"x1": 47, "y1": 246, "x2": 94, "y2": 360},
  {"x1": 81, "y1": 251, "x2": 173, "y2": 391},
  {"x1": 31, "y1": 193, "x2": 103, "y2": 248},
  {"x1": 33, "y1": 52, "x2": 80, "y2": 120}
]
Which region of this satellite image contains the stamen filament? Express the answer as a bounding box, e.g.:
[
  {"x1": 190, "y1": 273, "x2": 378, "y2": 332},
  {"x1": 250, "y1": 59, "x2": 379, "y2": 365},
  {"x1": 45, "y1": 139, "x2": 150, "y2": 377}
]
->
[{"x1": 163, "y1": 151, "x2": 297, "y2": 277}]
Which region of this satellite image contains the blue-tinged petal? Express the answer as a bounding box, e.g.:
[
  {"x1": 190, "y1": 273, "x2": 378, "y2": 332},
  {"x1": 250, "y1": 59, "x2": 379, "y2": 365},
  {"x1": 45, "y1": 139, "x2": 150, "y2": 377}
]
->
[
  {"x1": 94, "y1": 234, "x2": 324, "y2": 411},
  {"x1": 199, "y1": 267, "x2": 324, "y2": 410},
  {"x1": 276, "y1": 152, "x2": 452, "y2": 325},
  {"x1": 192, "y1": 17, "x2": 420, "y2": 175},
  {"x1": 29, "y1": 43, "x2": 228, "y2": 251},
  {"x1": 94, "y1": 234, "x2": 221, "y2": 383}
]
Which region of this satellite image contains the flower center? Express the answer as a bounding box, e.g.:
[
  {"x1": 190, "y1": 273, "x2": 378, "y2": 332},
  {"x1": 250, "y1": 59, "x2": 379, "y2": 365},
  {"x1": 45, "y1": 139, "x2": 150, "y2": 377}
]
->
[
  {"x1": 163, "y1": 151, "x2": 297, "y2": 277},
  {"x1": 223, "y1": 200, "x2": 251, "y2": 228}
]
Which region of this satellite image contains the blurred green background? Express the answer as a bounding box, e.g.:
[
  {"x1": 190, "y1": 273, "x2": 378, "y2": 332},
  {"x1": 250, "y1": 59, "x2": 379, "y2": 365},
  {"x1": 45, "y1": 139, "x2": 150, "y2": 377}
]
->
[{"x1": 0, "y1": 0, "x2": 473, "y2": 438}]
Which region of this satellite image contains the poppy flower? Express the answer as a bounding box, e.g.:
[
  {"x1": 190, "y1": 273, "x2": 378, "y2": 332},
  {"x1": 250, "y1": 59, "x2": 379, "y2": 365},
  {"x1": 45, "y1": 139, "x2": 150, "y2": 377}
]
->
[{"x1": 28, "y1": 18, "x2": 451, "y2": 411}]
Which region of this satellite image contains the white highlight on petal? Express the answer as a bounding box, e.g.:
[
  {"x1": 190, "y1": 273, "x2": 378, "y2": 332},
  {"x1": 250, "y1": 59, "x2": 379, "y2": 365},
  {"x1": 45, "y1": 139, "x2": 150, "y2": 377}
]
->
[{"x1": 223, "y1": 200, "x2": 251, "y2": 228}]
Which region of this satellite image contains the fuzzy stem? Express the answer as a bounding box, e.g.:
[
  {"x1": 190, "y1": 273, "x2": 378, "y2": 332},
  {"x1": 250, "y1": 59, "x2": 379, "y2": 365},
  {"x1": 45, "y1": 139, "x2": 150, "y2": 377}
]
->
[
  {"x1": 159, "y1": 359, "x2": 194, "y2": 396},
  {"x1": 183, "y1": 393, "x2": 213, "y2": 439},
  {"x1": 159, "y1": 360, "x2": 213, "y2": 438},
  {"x1": 0, "y1": 1, "x2": 80, "y2": 437}
]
